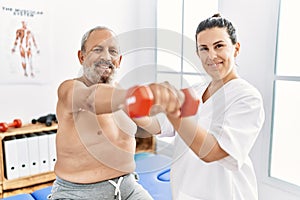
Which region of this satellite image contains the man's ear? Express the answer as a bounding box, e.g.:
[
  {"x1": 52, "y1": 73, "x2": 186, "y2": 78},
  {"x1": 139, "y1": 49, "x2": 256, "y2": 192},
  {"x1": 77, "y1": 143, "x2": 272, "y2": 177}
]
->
[
  {"x1": 78, "y1": 50, "x2": 84, "y2": 64},
  {"x1": 115, "y1": 55, "x2": 122, "y2": 68},
  {"x1": 234, "y1": 42, "x2": 240, "y2": 57}
]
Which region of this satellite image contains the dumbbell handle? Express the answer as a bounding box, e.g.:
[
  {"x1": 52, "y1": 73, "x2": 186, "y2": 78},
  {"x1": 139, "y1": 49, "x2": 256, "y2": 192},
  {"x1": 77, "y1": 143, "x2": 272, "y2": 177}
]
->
[
  {"x1": 126, "y1": 86, "x2": 199, "y2": 118},
  {"x1": 0, "y1": 119, "x2": 22, "y2": 132}
]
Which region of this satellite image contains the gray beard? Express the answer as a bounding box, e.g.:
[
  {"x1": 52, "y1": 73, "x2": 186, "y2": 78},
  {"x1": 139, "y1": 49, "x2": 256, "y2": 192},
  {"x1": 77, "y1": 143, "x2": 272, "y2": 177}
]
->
[{"x1": 83, "y1": 65, "x2": 116, "y2": 84}]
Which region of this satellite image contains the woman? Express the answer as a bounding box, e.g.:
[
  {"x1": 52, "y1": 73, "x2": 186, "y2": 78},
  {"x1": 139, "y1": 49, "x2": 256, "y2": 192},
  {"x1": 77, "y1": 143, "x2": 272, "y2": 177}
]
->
[{"x1": 161, "y1": 14, "x2": 265, "y2": 200}]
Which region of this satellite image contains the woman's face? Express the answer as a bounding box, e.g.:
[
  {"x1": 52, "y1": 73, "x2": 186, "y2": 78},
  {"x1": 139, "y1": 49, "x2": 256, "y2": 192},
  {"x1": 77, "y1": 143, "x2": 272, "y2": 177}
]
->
[{"x1": 196, "y1": 27, "x2": 240, "y2": 82}]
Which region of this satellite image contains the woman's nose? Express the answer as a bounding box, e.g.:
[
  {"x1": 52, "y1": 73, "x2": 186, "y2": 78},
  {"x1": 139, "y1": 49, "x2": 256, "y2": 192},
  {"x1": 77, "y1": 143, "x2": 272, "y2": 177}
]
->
[{"x1": 208, "y1": 49, "x2": 217, "y2": 59}]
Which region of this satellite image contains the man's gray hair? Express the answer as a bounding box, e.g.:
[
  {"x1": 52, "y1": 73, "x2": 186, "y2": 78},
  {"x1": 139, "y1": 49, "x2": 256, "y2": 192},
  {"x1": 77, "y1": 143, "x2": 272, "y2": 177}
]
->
[{"x1": 80, "y1": 26, "x2": 118, "y2": 52}]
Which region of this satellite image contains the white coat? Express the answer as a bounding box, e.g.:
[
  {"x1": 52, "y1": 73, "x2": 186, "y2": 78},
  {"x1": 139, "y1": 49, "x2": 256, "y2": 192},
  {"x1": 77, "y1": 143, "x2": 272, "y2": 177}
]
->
[{"x1": 159, "y1": 78, "x2": 265, "y2": 200}]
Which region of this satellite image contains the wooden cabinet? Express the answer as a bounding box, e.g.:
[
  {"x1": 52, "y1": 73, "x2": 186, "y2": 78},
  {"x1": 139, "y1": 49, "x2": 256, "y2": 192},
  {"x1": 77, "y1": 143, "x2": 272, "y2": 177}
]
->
[
  {"x1": 0, "y1": 124, "x2": 155, "y2": 198},
  {"x1": 135, "y1": 127, "x2": 156, "y2": 153},
  {"x1": 0, "y1": 123, "x2": 57, "y2": 198}
]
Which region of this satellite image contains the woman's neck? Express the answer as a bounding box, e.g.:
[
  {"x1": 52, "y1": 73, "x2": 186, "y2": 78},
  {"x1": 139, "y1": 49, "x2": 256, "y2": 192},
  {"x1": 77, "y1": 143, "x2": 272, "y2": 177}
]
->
[{"x1": 203, "y1": 72, "x2": 239, "y2": 103}]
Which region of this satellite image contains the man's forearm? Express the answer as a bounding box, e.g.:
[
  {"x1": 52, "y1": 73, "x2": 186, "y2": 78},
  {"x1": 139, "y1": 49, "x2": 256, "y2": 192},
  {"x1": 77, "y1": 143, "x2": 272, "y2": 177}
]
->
[
  {"x1": 132, "y1": 116, "x2": 161, "y2": 135},
  {"x1": 89, "y1": 83, "x2": 127, "y2": 115}
]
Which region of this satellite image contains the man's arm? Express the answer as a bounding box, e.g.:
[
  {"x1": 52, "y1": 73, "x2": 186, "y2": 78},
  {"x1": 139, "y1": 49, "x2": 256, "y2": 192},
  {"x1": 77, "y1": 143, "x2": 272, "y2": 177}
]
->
[
  {"x1": 58, "y1": 80, "x2": 186, "y2": 131},
  {"x1": 132, "y1": 116, "x2": 161, "y2": 135},
  {"x1": 57, "y1": 79, "x2": 127, "y2": 115}
]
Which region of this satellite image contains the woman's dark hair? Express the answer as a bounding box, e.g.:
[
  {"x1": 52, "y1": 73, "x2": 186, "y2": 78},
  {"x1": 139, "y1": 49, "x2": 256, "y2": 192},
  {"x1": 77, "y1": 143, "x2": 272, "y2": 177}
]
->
[{"x1": 195, "y1": 13, "x2": 237, "y2": 51}]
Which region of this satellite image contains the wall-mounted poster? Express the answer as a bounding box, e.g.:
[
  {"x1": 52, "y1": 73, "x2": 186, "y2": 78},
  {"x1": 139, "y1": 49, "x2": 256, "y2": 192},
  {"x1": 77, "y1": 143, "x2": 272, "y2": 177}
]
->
[{"x1": 0, "y1": 1, "x2": 53, "y2": 84}]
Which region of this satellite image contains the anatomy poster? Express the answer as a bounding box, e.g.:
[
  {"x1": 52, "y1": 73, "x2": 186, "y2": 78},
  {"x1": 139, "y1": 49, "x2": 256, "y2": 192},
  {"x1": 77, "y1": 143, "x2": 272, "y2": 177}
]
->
[{"x1": 0, "y1": 1, "x2": 53, "y2": 84}]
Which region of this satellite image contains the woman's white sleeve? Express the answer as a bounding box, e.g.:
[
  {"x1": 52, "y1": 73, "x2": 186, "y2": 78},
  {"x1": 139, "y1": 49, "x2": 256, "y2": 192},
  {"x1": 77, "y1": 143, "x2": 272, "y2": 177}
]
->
[{"x1": 214, "y1": 94, "x2": 265, "y2": 170}]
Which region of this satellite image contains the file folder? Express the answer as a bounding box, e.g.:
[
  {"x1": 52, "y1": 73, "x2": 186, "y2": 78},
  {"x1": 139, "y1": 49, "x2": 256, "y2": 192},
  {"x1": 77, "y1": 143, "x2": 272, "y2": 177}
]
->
[
  {"x1": 3, "y1": 136, "x2": 19, "y2": 180},
  {"x1": 37, "y1": 132, "x2": 50, "y2": 173},
  {"x1": 16, "y1": 134, "x2": 30, "y2": 177},
  {"x1": 47, "y1": 131, "x2": 57, "y2": 171},
  {"x1": 27, "y1": 133, "x2": 40, "y2": 175}
]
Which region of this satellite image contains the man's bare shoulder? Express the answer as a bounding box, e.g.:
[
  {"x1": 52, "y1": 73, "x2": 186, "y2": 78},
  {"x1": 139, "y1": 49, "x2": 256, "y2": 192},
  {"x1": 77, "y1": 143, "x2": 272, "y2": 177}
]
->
[
  {"x1": 59, "y1": 79, "x2": 75, "y2": 87},
  {"x1": 57, "y1": 78, "x2": 92, "y2": 112},
  {"x1": 58, "y1": 79, "x2": 73, "y2": 95},
  {"x1": 58, "y1": 79, "x2": 85, "y2": 94},
  {"x1": 57, "y1": 79, "x2": 85, "y2": 99}
]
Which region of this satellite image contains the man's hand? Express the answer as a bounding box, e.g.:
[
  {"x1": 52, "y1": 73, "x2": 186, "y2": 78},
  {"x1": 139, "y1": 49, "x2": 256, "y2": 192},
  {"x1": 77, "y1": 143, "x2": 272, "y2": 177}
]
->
[
  {"x1": 149, "y1": 82, "x2": 185, "y2": 118},
  {"x1": 125, "y1": 82, "x2": 199, "y2": 118}
]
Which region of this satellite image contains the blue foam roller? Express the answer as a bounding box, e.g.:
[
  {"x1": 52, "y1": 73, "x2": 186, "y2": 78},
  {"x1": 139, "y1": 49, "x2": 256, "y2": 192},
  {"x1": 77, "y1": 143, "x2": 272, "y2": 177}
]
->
[
  {"x1": 31, "y1": 186, "x2": 52, "y2": 200},
  {"x1": 135, "y1": 154, "x2": 172, "y2": 200},
  {"x1": 134, "y1": 152, "x2": 155, "y2": 161},
  {"x1": 135, "y1": 154, "x2": 171, "y2": 173},
  {"x1": 2, "y1": 194, "x2": 35, "y2": 200},
  {"x1": 157, "y1": 168, "x2": 170, "y2": 182}
]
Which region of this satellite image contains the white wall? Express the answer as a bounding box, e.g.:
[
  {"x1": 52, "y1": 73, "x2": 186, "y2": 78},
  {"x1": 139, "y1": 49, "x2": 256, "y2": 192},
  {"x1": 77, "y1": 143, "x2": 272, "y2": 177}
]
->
[
  {"x1": 219, "y1": 0, "x2": 300, "y2": 199},
  {"x1": 0, "y1": 0, "x2": 156, "y2": 124}
]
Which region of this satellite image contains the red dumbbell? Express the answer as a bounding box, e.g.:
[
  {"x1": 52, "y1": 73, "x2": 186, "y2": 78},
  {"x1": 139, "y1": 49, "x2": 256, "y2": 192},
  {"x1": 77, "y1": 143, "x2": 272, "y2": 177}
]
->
[
  {"x1": 126, "y1": 85, "x2": 154, "y2": 118},
  {"x1": 125, "y1": 85, "x2": 199, "y2": 118},
  {"x1": 0, "y1": 119, "x2": 22, "y2": 132},
  {"x1": 180, "y1": 88, "x2": 200, "y2": 117}
]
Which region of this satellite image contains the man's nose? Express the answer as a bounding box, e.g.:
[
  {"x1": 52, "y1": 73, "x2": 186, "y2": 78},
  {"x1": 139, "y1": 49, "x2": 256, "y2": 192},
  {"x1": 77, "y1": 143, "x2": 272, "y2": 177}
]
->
[{"x1": 100, "y1": 49, "x2": 111, "y2": 60}]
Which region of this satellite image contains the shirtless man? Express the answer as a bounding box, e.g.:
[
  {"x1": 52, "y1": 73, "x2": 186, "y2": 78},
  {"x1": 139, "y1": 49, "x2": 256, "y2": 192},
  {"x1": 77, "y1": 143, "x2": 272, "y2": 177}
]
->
[
  {"x1": 49, "y1": 26, "x2": 184, "y2": 200},
  {"x1": 11, "y1": 21, "x2": 39, "y2": 77}
]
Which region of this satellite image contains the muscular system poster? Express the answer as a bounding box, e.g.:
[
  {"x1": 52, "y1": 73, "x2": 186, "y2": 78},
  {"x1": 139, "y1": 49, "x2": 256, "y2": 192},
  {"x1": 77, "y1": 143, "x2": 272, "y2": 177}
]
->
[{"x1": 0, "y1": 0, "x2": 53, "y2": 84}]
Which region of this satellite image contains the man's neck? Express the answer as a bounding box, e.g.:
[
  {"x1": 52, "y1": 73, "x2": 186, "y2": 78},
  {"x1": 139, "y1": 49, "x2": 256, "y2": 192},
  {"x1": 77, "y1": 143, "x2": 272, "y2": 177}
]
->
[
  {"x1": 76, "y1": 76, "x2": 94, "y2": 87},
  {"x1": 76, "y1": 76, "x2": 111, "y2": 87}
]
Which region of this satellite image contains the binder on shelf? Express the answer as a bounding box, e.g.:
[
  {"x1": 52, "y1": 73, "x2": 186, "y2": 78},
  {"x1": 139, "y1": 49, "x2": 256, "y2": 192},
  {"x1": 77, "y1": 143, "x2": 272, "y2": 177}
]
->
[
  {"x1": 3, "y1": 136, "x2": 19, "y2": 180},
  {"x1": 47, "y1": 130, "x2": 57, "y2": 171},
  {"x1": 37, "y1": 132, "x2": 50, "y2": 173},
  {"x1": 16, "y1": 134, "x2": 30, "y2": 177},
  {"x1": 27, "y1": 133, "x2": 40, "y2": 175}
]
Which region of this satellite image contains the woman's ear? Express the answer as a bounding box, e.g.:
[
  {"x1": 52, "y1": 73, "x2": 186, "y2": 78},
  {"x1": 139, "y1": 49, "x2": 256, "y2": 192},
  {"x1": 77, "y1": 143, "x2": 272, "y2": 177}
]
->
[
  {"x1": 234, "y1": 42, "x2": 240, "y2": 57},
  {"x1": 78, "y1": 50, "x2": 84, "y2": 64}
]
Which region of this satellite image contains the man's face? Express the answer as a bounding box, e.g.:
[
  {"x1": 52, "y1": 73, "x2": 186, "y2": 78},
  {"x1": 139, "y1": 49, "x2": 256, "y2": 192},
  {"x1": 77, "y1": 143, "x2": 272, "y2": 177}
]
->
[{"x1": 79, "y1": 29, "x2": 122, "y2": 84}]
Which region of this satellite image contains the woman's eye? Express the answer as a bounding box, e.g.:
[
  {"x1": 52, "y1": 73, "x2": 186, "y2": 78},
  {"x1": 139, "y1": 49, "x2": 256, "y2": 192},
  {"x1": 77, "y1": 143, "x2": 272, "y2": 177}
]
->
[
  {"x1": 215, "y1": 44, "x2": 224, "y2": 49},
  {"x1": 199, "y1": 47, "x2": 208, "y2": 51}
]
